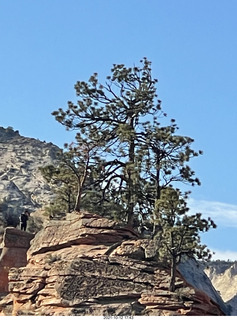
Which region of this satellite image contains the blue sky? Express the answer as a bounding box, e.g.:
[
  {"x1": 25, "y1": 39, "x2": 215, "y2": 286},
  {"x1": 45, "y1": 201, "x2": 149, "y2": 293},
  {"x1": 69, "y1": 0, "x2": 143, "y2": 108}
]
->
[{"x1": 1, "y1": 0, "x2": 237, "y2": 260}]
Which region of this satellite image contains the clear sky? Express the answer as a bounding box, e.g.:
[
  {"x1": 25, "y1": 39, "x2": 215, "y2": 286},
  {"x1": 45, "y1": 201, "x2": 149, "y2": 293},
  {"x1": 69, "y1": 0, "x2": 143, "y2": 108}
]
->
[{"x1": 1, "y1": 0, "x2": 237, "y2": 260}]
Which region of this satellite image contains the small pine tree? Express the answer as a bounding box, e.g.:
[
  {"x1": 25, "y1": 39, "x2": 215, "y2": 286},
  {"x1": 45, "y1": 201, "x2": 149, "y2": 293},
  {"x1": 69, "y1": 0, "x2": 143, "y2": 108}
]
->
[
  {"x1": 40, "y1": 139, "x2": 105, "y2": 214},
  {"x1": 154, "y1": 187, "x2": 216, "y2": 292},
  {"x1": 39, "y1": 163, "x2": 77, "y2": 215}
]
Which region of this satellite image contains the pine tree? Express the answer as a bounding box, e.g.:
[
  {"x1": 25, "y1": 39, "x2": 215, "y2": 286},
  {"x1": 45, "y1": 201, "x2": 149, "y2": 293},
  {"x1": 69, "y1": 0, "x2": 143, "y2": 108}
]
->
[
  {"x1": 40, "y1": 138, "x2": 103, "y2": 214},
  {"x1": 40, "y1": 163, "x2": 77, "y2": 215},
  {"x1": 52, "y1": 58, "x2": 202, "y2": 226},
  {"x1": 154, "y1": 187, "x2": 216, "y2": 292}
]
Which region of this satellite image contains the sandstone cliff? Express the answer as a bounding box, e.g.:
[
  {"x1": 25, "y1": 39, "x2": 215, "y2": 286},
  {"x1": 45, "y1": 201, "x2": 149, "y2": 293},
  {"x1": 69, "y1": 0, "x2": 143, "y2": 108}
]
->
[
  {"x1": 0, "y1": 212, "x2": 226, "y2": 316},
  {"x1": 0, "y1": 126, "x2": 60, "y2": 218}
]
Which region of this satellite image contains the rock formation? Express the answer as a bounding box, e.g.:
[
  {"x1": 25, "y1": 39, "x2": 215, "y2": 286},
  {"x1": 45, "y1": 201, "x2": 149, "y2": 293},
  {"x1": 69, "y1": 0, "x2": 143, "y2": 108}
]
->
[
  {"x1": 178, "y1": 258, "x2": 228, "y2": 315},
  {"x1": 205, "y1": 261, "x2": 237, "y2": 315},
  {"x1": 0, "y1": 212, "x2": 226, "y2": 316},
  {"x1": 0, "y1": 227, "x2": 34, "y2": 294},
  {"x1": 0, "y1": 126, "x2": 59, "y2": 217}
]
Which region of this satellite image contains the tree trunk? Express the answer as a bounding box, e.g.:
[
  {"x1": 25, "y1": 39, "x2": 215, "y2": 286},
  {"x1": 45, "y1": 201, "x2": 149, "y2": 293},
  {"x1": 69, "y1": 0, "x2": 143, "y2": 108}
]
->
[
  {"x1": 126, "y1": 115, "x2": 135, "y2": 226},
  {"x1": 169, "y1": 254, "x2": 177, "y2": 292},
  {"x1": 74, "y1": 155, "x2": 90, "y2": 213},
  {"x1": 152, "y1": 153, "x2": 161, "y2": 235},
  {"x1": 127, "y1": 165, "x2": 134, "y2": 226},
  {"x1": 127, "y1": 206, "x2": 134, "y2": 226},
  {"x1": 74, "y1": 184, "x2": 81, "y2": 212},
  {"x1": 68, "y1": 191, "x2": 71, "y2": 213}
]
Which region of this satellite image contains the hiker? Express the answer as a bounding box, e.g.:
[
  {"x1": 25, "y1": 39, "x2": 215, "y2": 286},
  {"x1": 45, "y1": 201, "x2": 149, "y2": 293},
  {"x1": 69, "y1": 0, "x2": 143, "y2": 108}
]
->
[{"x1": 20, "y1": 210, "x2": 29, "y2": 231}]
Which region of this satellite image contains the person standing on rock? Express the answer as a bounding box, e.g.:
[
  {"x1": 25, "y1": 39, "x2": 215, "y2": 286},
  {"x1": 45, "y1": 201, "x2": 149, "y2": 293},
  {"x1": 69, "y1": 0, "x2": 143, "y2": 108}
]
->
[{"x1": 20, "y1": 210, "x2": 29, "y2": 231}]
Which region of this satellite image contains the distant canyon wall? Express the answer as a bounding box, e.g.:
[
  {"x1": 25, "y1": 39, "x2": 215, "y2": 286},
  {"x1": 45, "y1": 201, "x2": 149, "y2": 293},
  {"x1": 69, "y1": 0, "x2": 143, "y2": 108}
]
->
[{"x1": 0, "y1": 126, "x2": 60, "y2": 217}]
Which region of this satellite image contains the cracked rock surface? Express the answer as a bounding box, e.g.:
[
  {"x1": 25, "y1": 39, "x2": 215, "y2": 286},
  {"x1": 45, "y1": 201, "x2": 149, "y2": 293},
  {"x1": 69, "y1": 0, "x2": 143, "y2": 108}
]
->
[
  {"x1": 0, "y1": 212, "x2": 226, "y2": 316},
  {"x1": 0, "y1": 126, "x2": 59, "y2": 215}
]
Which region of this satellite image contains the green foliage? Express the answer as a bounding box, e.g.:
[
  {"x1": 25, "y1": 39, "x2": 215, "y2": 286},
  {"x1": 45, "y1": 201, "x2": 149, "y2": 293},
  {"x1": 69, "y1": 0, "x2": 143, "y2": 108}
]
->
[
  {"x1": 52, "y1": 58, "x2": 202, "y2": 227},
  {"x1": 40, "y1": 161, "x2": 78, "y2": 215},
  {"x1": 50, "y1": 58, "x2": 217, "y2": 293},
  {"x1": 154, "y1": 187, "x2": 216, "y2": 291},
  {"x1": 40, "y1": 140, "x2": 106, "y2": 215},
  {"x1": 42, "y1": 202, "x2": 67, "y2": 220}
]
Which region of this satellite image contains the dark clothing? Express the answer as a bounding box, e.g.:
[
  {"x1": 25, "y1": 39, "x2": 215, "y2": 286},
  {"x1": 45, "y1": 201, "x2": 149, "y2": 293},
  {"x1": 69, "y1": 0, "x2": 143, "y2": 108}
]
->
[
  {"x1": 20, "y1": 213, "x2": 28, "y2": 231},
  {"x1": 21, "y1": 222, "x2": 27, "y2": 231}
]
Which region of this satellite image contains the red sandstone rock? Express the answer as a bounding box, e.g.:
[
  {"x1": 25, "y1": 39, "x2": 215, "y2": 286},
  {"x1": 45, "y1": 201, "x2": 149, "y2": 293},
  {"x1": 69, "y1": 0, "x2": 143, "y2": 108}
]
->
[
  {"x1": 0, "y1": 212, "x2": 226, "y2": 316},
  {"x1": 0, "y1": 227, "x2": 34, "y2": 294}
]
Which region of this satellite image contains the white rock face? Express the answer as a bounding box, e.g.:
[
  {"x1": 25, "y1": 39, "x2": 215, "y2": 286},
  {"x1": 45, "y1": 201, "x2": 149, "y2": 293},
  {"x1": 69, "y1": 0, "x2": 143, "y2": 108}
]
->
[
  {"x1": 205, "y1": 261, "x2": 237, "y2": 315},
  {"x1": 178, "y1": 257, "x2": 228, "y2": 315},
  {"x1": 0, "y1": 127, "x2": 60, "y2": 216}
]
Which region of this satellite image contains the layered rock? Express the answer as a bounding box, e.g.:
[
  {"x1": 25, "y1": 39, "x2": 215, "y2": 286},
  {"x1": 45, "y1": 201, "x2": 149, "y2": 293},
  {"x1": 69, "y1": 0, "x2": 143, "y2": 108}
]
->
[
  {"x1": 0, "y1": 212, "x2": 226, "y2": 316},
  {"x1": 0, "y1": 126, "x2": 59, "y2": 216},
  {"x1": 0, "y1": 227, "x2": 34, "y2": 293}
]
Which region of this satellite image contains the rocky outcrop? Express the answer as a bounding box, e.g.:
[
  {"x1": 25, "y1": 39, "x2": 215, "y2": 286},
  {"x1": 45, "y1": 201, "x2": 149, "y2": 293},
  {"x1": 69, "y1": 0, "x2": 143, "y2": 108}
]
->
[
  {"x1": 178, "y1": 258, "x2": 228, "y2": 315},
  {"x1": 0, "y1": 227, "x2": 34, "y2": 293},
  {"x1": 0, "y1": 212, "x2": 226, "y2": 316},
  {"x1": 205, "y1": 261, "x2": 237, "y2": 315},
  {"x1": 0, "y1": 126, "x2": 59, "y2": 217}
]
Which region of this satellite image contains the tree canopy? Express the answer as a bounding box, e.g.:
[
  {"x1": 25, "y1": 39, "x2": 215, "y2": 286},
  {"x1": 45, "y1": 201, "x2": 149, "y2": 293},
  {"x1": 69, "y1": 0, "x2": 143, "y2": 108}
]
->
[
  {"x1": 49, "y1": 58, "x2": 217, "y2": 292},
  {"x1": 52, "y1": 58, "x2": 202, "y2": 227}
]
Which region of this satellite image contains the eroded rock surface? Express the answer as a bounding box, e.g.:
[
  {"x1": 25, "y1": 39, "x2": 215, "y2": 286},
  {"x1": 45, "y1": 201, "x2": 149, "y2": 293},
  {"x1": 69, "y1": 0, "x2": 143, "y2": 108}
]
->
[
  {"x1": 205, "y1": 261, "x2": 237, "y2": 315},
  {"x1": 178, "y1": 258, "x2": 228, "y2": 315},
  {"x1": 0, "y1": 126, "x2": 59, "y2": 216},
  {"x1": 0, "y1": 212, "x2": 226, "y2": 316},
  {"x1": 0, "y1": 227, "x2": 34, "y2": 293}
]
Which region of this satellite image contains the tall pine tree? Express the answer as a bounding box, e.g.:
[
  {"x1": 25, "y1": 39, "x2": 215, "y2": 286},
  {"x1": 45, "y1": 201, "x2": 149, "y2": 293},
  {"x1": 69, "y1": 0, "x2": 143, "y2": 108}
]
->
[{"x1": 52, "y1": 58, "x2": 202, "y2": 226}]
